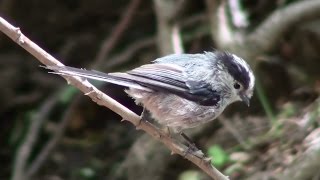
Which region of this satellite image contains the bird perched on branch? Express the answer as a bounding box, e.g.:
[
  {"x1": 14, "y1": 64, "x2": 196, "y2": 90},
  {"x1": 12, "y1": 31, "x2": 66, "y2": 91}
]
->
[{"x1": 45, "y1": 51, "x2": 255, "y2": 137}]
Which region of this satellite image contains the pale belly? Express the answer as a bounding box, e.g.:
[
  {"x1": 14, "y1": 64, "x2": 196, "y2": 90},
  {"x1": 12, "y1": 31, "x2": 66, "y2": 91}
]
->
[{"x1": 126, "y1": 88, "x2": 223, "y2": 132}]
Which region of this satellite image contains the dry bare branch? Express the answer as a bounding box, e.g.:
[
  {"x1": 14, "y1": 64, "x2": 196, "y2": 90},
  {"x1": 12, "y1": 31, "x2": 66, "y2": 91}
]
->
[
  {"x1": 206, "y1": 0, "x2": 320, "y2": 62},
  {"x1": 153, "y1": 0, "x2": 184, "y2": 54},
  {"x1": 0, "y1": 16, "x2": 228, "y2": 180},
  {"x1": 25, "y1": 95, "x2": 75, "y2": 178},
  {"x1": 103, "y1": 37, "x2": 156, "y2": 70},
  {"x1": 248, "y1": 0, "x2": 320, "y2": 53},
  {"x1": 12, "y1": 95, "x2": 57, "y2": 180},
  {"x1": 228, "y1": 0, "x2": 248, "y2": 28},
  {"x1": 94, "y1": 0, "x2": 141, "y2": 67},
  {"x1": 104, "y1": 13, "x2": 208, "y2": 70},
  {"x1": 206, "y1": 0, "x2": 238, "y2": 51},
  {"x1": 18, "y1": 1, "x2": 143, "y2": 176}
]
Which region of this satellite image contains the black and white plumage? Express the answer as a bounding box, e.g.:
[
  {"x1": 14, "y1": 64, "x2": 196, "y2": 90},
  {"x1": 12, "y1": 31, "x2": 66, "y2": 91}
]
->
[{"x1": 45, "y1": 51, "x2": 255, "y2": 132}]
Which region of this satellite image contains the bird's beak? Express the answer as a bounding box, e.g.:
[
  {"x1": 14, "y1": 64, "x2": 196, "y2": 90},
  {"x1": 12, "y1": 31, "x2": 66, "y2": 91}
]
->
[{"x1": 240, "y1": 94, "x2": 250, "y2": 107}]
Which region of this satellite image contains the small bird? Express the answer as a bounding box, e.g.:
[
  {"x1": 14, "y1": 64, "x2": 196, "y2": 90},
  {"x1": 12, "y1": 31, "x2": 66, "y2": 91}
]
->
[{"x1": 45, "y1": 51, "x2": 255, "y2": 134}]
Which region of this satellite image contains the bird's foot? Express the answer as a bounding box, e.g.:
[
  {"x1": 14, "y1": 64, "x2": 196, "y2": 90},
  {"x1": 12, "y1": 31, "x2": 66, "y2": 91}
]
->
[
  {"x1": 180, "y1": 132, "x2": 204, "y2": 158},
  {"x1": 136, "y1": 107, "x2": 150, "y2": 129}
]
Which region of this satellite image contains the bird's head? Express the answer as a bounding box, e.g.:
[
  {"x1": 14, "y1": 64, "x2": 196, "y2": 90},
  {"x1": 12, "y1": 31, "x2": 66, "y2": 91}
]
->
[{"x1": 215, "y1": 52, "x2": 255, "y2": 106}]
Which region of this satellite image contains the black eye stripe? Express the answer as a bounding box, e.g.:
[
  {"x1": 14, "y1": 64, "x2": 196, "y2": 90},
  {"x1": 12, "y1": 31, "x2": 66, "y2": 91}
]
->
[{"x1": 216, "y1": 52, "x2": 250, "y2": 90}]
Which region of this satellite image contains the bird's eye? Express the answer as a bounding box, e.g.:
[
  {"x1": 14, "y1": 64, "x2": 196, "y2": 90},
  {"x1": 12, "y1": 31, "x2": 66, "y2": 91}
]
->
[{"x1": 233, "y1": 82, "x2": 241, "y2": 89}]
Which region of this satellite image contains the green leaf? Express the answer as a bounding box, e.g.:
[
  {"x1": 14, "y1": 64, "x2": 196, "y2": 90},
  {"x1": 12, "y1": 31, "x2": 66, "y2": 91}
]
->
[
  {"x1": 207, "y1": 145, "x2": 229, "y2": 167},
  {"x1": 79, "y1": 167, "x2": 96, "y2": 179},
  {"x1": 179, "y1": 170, "x2": 201, "y2": 180},
  {"x1": 58, "y1": 86, "x2": 78, "y2": 104}
]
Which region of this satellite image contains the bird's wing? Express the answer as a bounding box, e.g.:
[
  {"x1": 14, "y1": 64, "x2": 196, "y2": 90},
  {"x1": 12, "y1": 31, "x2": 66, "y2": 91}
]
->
[
  {"x1": 45, "y1": 64, "x2": 220, "y2": 106},
  {"x1": 112, "y1": 63, "x2": 220, "y2": 106}
]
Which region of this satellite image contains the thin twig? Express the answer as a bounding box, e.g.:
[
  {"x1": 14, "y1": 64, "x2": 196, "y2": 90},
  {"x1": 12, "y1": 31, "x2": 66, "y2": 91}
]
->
[
  {"x1": 153, "y1": 0, "x2": 185, "y2": 54},
  {"x1": 21, "y1": 1, "x2": 142, "y2": 177},
  {"x1": 218, "y1": 116, "x2": 250, "y2": 150},
  {"x1": 276, "y1": 128, "x2": 320, "y2": 180},
  {"x1": 26, "y1": 96, "x2": 75, "y2": 178},
  {"x1": 248, "y1": 0, "x2": 320, "y2": 53},
  {"x1": 228, "y1": 0, "x2": 248, "y2": 28},
  {"x1": 104, "y1": 37, "x2": 156, "y2": 70},
  {"x1": 12, "y1": 95, "x2": 57, "y2": 180},
  {"x1": 103, "y1": 13, "x2": 208, "y2": 70},
  {"x1": 206, "y1": 0, "x2": 237, "y2": 50},
  {"x1": 0, "y1": 16, "x2": 229, "y2": 180},
  {"x1": 94, "y1": 0, "x2": 141, "y2": 67}
]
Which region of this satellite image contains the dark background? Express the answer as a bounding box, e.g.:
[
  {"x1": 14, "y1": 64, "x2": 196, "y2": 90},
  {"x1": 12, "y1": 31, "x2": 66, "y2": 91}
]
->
[{"x1": 1, "y1": 0, "x2": 319, "y2": 179}]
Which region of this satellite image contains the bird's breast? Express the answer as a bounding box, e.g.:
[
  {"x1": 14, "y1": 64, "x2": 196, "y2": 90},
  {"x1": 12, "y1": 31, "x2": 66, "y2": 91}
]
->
[{"x1": 125, "y1": 88, "x2": 224, "y2": 131}]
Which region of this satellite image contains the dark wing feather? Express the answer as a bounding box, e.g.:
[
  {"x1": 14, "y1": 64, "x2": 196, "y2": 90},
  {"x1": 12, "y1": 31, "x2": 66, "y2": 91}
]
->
[
  {"x1": 109, "y1": 64, "x2": 220, "y2": 106},
  {"x1": 186, "y1": 80, "x2": 220, "y2": 106},
  {"x1": 44, "y1": 64, "x2": 220, "y2": 106}
]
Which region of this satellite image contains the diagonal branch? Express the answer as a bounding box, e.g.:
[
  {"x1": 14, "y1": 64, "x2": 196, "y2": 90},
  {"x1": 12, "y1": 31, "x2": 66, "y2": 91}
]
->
[
  {"x1": 206, "y1": 0, "x2": 238, "y2": 50},
  {"x1": 94, "y1": 0, "x2": 141, "y2": 67},
  {"x1": 25, "y1": 92, "x2": 74, "y2": 178},
  {"x1": 11, "y1": 95, "x2": 57, "y2": 180},
  {"x1": 153, "y1": 0, "x2": 184, "y2": 54},
  {"x1": 248, "y1": 0, "x2": 320, "y2": 53},
  {"x1": 0, "y1": 16, "x2": 228, "y2": 180}
]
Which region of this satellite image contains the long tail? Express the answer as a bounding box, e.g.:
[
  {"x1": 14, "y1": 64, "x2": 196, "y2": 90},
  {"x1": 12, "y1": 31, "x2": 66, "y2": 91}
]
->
[{"x1": 43, "y1": 65, "x2": 152, "y2": 91}]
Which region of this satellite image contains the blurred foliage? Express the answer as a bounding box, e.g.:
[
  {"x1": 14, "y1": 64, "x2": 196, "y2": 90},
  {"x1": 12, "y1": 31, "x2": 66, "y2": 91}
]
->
[
  {"x1": 178, "y1": 170, "x2": 202, "y2": 180},
  {"x1": 58, "y1": 87, "x2": 78, "y2": 104},
  {"x1": 208, "y1": 145, "x2": 230, "y2": 168},
  {"x1": 0, "y1": 0, "x2": 319, "y2": 179}
]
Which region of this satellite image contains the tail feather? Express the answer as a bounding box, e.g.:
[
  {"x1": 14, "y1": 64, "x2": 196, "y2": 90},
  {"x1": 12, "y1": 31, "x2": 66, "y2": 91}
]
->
[{"x1": 44, "y1": 65, "x2": 152, "y2": 92}]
